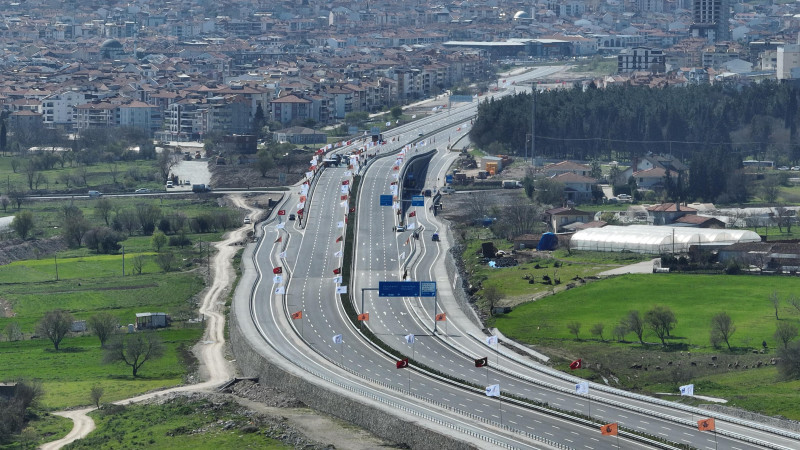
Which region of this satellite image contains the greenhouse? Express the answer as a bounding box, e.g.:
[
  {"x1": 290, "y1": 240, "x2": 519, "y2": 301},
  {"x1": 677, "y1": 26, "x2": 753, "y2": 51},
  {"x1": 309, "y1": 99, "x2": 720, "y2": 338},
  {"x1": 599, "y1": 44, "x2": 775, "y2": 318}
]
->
[{"x1": 569, "y1": 225, "x2": 761, "y2": 254}]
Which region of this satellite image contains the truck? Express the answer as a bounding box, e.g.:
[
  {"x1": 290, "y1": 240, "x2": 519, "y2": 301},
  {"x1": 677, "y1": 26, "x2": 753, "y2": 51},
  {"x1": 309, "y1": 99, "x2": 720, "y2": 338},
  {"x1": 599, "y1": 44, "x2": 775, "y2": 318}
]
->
[
  {"x1": 192, "y1": 184, "x2": 211, "y2": 193},
  {"x1": 502, "y1": 180, "x2": 522, "y2": 189}
]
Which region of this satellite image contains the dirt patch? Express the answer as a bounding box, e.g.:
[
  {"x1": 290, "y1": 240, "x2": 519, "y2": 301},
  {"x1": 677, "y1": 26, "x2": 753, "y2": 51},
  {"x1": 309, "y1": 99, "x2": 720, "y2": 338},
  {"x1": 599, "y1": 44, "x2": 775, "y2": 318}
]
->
[
  {"x1": 210, "y1": 161, "x2": 304, "y2": 189},
  {"x1": 0, "y1": 236, "x2": 67, "y2": 266},
  {"x1": 0, "y1": 297, "x2": 14, "y2": 317}
]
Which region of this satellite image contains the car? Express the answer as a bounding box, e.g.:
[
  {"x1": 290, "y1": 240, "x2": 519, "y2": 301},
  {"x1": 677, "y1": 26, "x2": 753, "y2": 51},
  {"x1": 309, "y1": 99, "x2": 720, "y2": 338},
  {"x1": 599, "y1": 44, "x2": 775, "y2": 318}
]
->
[
  {"x1": 134, "y1": 188, "x2": 151, "y2": 194},
  {"x1": 289, "y1": 214, "x2": 296, "y2": 221},
  {"x1": 184, "y1": 180, "x2": 191, "y2": 185},
  {"x1": 778, "y1": 166, "x2": 790, "y2": 171},
  {"x1": 243, "y1": 217, "x2": 251, "y2": 224},
  {"x1": 792, "y1": 167, "x2": 800, "y2": 171},
  {"x1": 88, "y1": 190, "x2": 103, "y2": 198},
  {"x1": 431, "y1": 233, "x2": 440, "y2": 241},
  {"x1": 166, "y1": 181, "x2": 174, "y2": 188},
  {"x1": 395, "y1": 225, "x2": 405, "y2": 232},
  {"x1": 418, "y1": 133, "x2": 424, "y2": 137},
  {"x1": 440, "y1": 186, "x2": 454, "y2": 194}
]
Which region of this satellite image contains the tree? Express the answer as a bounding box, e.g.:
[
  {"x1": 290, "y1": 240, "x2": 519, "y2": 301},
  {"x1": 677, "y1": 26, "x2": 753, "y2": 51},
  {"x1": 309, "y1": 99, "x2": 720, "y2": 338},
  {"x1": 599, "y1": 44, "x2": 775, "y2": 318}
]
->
[
  {"x1": 390, "y1": 106, "x2": 403, "y2": 119},
  {"x1": 645, "y1": 305, "x2": 677, "y2": 346},
  {"x1": 131, "y1": 255, "x2": 145, "y2": 275},
  {"x1": 63, "y1": 206, "x2": 89, "y2": 248},
  {"x1": 8, "y1": 188, "x2": 24, "y2": 210},
  {"x1": 0, "y1": 195, "x2": 9, "y2": 212},
  {"x1": 0, "y1": 121, "x2": 6, "y2": 155},
  {"x1": 157, "y1": 150, "x2": 177, "y2": 183},
  {"x1": 774, "y1": 321, "x2": 799, "y2": 349},
  {"x1": 483, "y1": 285, "x2": 503, "y2": 316},
  {"x1": 11, "y1": 211, "x2": 34, "y2": 240},
  {"x1": 24, "y1": 161, "x2": 37, "y2": 190},
  {"x1": 135, "y1": 203, "x2": 161, "y2": 235},
  {"x1": 36, "y1": 309, "x2": 75, "y2": 351},
  {"x1": 103, "y1": 332, "x2": 165, "y2": 377},
  {"x1": 151, "y1": 231, "x2": 167, "y2": 252},
  {"x1": 777, "y1": 341, "x2": 800, "y2": 380},
  {"x1": 770, "y1": 291, "x2": 781, "y2": 320},
  {"x1": 709, "y1": 312, "x2": 736, "y2": 350},
  {"x1": 4, "y1": 322, "x2": 22, "y2": 342},
  {"x1": 90, "y1": 385, "x2": 104, "y2": 408},
  {"x1": 87, "y1": 312, "x2": 119, "y2": 347},
  {"x1": 622, "y1": 310, "x2": 645, "y2": 343},
  {"x1": 255, "y1": 149, "x2": 275, "y2": 177},
  {"x1": 155, "y1": 252, "x2": 175, "y2": 272},
  {"x1": 567, "y1": 321, "x2": 581, "y2": 340},
  {"x1": 589, "y1": 159, "x2": 602, "y2": 180},
  {"x1": 94, "y1": 198, "x2": 113, "y2": 226},
  {"x1": 762, "y1": 176, "x2": 780, "y2": 204},
  {"x1": 591, "y1": 323, "x2": 605, "y2": 341},
  {"x1": 535, "y1": 177, "x2": 565, "y2": 205}
]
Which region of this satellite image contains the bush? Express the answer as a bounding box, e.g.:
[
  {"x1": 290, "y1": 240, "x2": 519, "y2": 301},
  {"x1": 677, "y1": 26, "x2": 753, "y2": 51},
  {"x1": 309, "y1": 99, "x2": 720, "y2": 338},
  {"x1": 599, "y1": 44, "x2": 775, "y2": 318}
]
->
[{"x1": 169, "y1": 232, "x2": 191, "y2": 248}]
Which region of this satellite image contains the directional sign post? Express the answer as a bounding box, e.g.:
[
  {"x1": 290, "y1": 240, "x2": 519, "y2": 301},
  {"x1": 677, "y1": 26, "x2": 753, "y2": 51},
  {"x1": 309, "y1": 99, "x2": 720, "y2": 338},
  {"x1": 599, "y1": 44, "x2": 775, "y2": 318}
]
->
[
  {"x1": 411, "y1": 195, "x2": 425, "y2": 207},
  {"x1": 379, "y1": 195, "x2": 393, "y2": 206},
  {"x1": 445, "y1": 175, "x2": 453, "y2": 184},
  {"x1": 378, "y1": 281, "x2": 439, "y2": 332}
]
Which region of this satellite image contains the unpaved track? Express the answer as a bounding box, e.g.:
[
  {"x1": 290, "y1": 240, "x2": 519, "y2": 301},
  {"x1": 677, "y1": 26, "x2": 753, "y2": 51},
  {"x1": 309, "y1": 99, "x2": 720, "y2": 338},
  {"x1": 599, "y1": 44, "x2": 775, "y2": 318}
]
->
[{"x1": 40, "y1": 194, "x2": 258, "y2": 450}]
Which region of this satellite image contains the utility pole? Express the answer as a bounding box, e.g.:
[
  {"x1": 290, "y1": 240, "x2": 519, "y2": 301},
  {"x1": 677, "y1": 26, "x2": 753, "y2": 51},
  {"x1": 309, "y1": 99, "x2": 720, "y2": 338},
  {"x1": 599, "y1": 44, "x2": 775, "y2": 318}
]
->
[
  {"x1": 530, "y1": 89, "x2": 535, "y2": 166},
  {"x1": 121, "y1": 246, "x2": 125, "y2": 276}
]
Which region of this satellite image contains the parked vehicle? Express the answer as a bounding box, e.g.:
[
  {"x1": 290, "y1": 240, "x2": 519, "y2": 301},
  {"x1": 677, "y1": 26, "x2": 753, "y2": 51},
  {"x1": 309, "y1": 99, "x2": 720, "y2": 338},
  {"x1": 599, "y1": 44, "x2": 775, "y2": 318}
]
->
[
  {"x1": 166, "y1": 181, "x2": 174, "y2": 188},
  {"x1": 192, "y1": 184, "x2": 210, "y2": 193},
  {"x1": 289, "y1": 214, "x2": 296, "y2": 221},
  {"x1": 502, "y1": 180, "x2": 522, "y2": 189},
  {"x1": 396, "y1": 225, "x2": 405, "y2": 232},
  {"x1": 243, "y1": 217, "x2": 251, "y2": 224},
  {"x1": 440, "y1": 186, "x2": 454, "y2": 194},
  {"x1": 422, "y1": 189, "x2": 432, "y2": 197}
]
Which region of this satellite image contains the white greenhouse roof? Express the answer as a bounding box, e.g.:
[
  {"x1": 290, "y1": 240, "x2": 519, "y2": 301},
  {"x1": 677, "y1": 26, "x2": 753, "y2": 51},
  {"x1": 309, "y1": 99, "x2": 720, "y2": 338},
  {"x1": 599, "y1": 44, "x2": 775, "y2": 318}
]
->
[{"x1": 570, "y1": 225, "x2": 761, "y2": 254}]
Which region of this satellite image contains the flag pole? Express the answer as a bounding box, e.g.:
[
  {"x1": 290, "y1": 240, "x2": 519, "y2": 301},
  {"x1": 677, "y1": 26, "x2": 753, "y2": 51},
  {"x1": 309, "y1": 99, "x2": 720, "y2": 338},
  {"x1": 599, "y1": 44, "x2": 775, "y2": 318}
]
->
[
  {"x1": 499, "y1": 394, "x2": 503, "y2": 427},
  {"x1": 713, "y1": 429, "x2": 718, "y2": 450}
]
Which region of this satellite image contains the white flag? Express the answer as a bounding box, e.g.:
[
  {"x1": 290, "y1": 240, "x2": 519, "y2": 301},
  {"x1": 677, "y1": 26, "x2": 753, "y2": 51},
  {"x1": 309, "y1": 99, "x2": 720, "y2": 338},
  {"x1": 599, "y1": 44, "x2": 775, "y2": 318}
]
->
[
  {"x1": 390, "y1": 185, "x2": 397, "y2": 194},
  {"x1": 405, "y1": 334, "x2": 415, "y2": 344},
  {"x1": 334, "y1": 250, "x2": 343, "y2": 258},
  {"x1": 336, "y1": 286, "x2": 347, "y2": 294},
  {"x1": 273, "y1": 275, "x2": 283, "y2": 283},
  {"x1": 485, "y1": 384, "x2": 500, "y2": 397},
  {"x1": 333, "y1": 334, "x2": 343, "y2": 344},
  {"x1": 385, "y1": 121, "x2": 391, "y2": 126},
  {"x1": 340, "y1": 201, "x2": 348, "y2": 208},
  {"x1": 333, "y1": 275, "x2": 343, "y2": 283},
  {"x1": 300, "y1": 185, "x2": 309, "y2": 194},
  {"x1": 486, "y1": 335, "x2": 498, "y2": 346},
  {"x1": 276, "y1": 222, "x2": 285, "y2": 229},
  {"x1": 297, "y1": 202, "x2": 305, "y2": 209},
  {"x1": 392, "y1": 202, "x2": 400, "y2": 210},
  {"x1": 412, "y1": 114, "x2": 416, "y2": 119},
  {"x1": 337, "y1": 221, "x2": 344, "y2": 228},
  {"x1": 341, "y1": 185, "x2": 349, "y2": 194},
  {"x1": 406, "y1": 223, "x2": 416, "y2": 230},
  {"x1": 575, "y1": 381, "x2": 589, "y2": 395},
  {"x1": 305, "y1": 171, "x2": 314, "y2": 179},
  {"x1": 274, "y1": 286, "x2": 285, "y2": 294},
  {"x1": 679, "y1": 384, "x2": 694, "y2": 396},
  {"x1": 344, "y1": 171, "x2": 352, "y2": 176},
  {"x1": 393, "y1": 173, "x2": 399, "y2": 180},
  {"x1": 279, "y1": 251, "x2": 286, "y2": 258}
]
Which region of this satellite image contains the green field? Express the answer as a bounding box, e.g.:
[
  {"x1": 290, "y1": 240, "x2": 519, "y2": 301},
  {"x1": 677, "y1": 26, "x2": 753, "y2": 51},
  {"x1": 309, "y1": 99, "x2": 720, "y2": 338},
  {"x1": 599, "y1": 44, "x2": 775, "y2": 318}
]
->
[
  {"x1": 65, "y1": 397, "x2": 291, "y2": 450},
  {"x1": 494, "y1": 274, "x2": 800, "y2": 349}
]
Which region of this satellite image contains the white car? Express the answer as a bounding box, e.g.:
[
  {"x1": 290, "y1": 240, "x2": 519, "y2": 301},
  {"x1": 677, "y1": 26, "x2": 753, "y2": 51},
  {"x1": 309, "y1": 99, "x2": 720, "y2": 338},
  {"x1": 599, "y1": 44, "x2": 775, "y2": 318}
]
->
[{"x1": 134, "y1": 188, "x2": 151, "y2": 194}]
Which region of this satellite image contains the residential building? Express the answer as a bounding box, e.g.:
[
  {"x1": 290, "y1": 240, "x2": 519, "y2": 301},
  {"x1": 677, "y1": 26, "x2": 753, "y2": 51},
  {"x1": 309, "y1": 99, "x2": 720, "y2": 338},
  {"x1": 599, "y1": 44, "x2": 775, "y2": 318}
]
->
[
  {"x1": 690, "y1": 0, "x2": 730, "y2": 42},
  {"x1": 544, "y1": 207, "x2": 595, "y2": 233},
  {"x1": 618, "y1": 47, "x2": 666, "y2": 73}
]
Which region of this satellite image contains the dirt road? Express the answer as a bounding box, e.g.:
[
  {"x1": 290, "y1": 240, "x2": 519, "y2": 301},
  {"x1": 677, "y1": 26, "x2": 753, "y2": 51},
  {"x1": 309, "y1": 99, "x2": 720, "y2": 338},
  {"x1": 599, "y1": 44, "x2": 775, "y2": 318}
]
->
[{"x1": 40, "y1": 194, "x2": 257, "y2": 449}]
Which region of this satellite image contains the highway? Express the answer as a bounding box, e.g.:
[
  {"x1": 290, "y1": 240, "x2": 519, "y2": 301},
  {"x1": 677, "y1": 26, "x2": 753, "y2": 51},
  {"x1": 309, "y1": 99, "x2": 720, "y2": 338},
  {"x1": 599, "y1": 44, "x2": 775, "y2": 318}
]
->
[{"x1": 242, "y1": 66, "x2": 800, "y2": 449}]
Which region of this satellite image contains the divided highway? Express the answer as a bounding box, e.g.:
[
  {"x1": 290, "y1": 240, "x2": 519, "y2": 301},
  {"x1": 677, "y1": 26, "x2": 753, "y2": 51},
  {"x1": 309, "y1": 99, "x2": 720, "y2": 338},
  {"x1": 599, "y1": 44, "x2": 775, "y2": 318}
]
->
[{"x1": 240, "y1": 66, "x2": 800, "y2": 449}]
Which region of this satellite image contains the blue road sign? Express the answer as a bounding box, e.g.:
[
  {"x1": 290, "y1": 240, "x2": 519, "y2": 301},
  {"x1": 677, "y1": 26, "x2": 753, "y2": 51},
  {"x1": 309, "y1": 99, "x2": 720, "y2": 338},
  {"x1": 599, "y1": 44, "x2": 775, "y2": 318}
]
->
[
  {"x1": 380, "y1": 195, "x2": 393, "y2": 206},
  {"x1": 379, "y1": 281, "x2": 420, "y2": 297},
  {"x1": 420, "y1": 281, "x2": 437, "y2": 297},
  {"x1": 445, "y1": 175, "x2": 453, "y2": 184},
  {"x1": 411, "y1": 195, "x2": 425, "y2": 207}
]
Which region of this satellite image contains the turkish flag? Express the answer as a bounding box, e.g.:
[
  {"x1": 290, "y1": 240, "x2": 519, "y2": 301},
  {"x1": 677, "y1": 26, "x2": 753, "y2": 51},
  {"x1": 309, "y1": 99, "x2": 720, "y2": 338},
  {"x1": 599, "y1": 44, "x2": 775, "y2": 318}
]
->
[
  {"x1": 297, "y1": 209, "x2": 304, "y2": 215},
  {"x1": 357, "y1": 313, "x2": 369, "y2": 321},
  {"x1": 277, "y1": 210, "x2": 285, "y2": 216},
  {"x1": 396, "y1": 358, "x2": 409, "y2": 369},
  {"x1": 474, "y1": 357, "x2": 488, "y2": 368},
  {"x1": 569, "y1": 359, "x2": 582, "y2": 370},
  {"x1": 273, "y1": 267, "x2": 282, "y2": 274},
  {"x1": 349, "y1": 208, "x2": 355, "y2": 214},
  {"x1": 409, "y1": 211, "x2": 416, "y2": 217},
  {"x1": 341, "y1": 195, "x2": 348, "y2": 200},
  {"x1": 435, "y1": 313, "x2": 446, "y2": 321},
  {"x1": 291, "y1": 311, "x2": 302, "y2": 320},
  {"x1": 342, "y1": 180, "x2": 350, "y2": 185},
  {"x1": 600, "y1": 423, "x2": 618, "y2": 436},
  {"x1": 333, "y1": 268, "x2": 341, "y2": 275},
  {"x1": 274, "y1": 236, "x2": 282, "y2": 243},
  {"x1": 697, "y1": 418, "x2": 715, "y2": 432},
  {"x1": 336, "y1": 235, "x2": 343, "y2": 243}
]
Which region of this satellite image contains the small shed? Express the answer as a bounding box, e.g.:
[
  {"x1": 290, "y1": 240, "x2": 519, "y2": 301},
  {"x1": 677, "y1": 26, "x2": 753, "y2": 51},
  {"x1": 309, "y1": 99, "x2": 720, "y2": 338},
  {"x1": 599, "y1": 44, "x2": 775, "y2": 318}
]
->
[
  {"x1": 513, "y1": 234, "x2": 540, "y2": 250},
  {"x1": 135, "y1": 312, "x2": 170, "y2": 330}
]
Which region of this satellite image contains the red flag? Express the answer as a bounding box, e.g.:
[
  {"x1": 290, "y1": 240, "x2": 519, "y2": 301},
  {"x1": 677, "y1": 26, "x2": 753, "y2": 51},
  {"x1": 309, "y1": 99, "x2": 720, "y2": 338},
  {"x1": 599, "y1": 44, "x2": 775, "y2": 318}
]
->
[
  {"x1": 274, "y1": 236, "x2": 282, "y2": 243},
  {"x1": 569, "y1": 359, "x2": 582, "y2": 370},
  {"x1": 297, "y1": 209, "x2": 304, "y2": 215},
  {"x1": 697, "y1": 418, "x2": 715, "y2": 432},
  {"x1": 291, "y1": 311, "x2": 302, "y2": 320},
  {"x1": 396, "y1": 358, "x2": 409, "y2": 369},
  {"x1": 349, "y1": 207, "x2": 355, "y2": 214},
  {"x1": 435, "y1": 313, "x2": 446, "y2": 322},
  {"x1": 600, "y1": 423, "x2": 618, "y2": 436},
  {"x1": 409, "y1": 211, "x2": 416, "y2": 217},
  {"x1": 277, "y1": 210, "x2": 286, "y2": 216},
  {"x1": 474, "y1": 357, "x2": 488, "y2": 368},
  {"x1": 390, "y1": 181, "x2": 397, "y2": 185},
  {"x1": 273, "y1": 267, "x2": 282, "y2": 274},
  {"x1": 358, "y1": 313, "x2": 369, "y2": 321},
  {"x1": 342, "y1": 180, "x2": 350, "y2": 185},
  {"x1": 341, "y1": 195, "x2": 348, "y2": 200},
  {"x1": 336, "y1": 235, "x2": 343, "y2": 243},
  {"x1": 333, "y1": 268, "x2": 341, "y2": 275}
]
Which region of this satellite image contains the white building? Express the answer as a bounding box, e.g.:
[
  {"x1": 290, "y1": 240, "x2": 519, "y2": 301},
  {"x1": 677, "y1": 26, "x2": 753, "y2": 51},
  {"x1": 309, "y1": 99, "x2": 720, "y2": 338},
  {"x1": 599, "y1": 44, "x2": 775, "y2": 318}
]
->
[
  {"x1": 777, "y1": 44, "x2": 800, "y2": 80},
  {"x1": 41, "y1": 90, "x2": 88, "y2": 128}
]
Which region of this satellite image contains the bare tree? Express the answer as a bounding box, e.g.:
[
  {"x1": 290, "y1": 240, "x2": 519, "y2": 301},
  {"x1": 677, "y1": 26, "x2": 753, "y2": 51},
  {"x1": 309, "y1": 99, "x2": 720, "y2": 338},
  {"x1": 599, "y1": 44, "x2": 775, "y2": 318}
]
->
[
  {"x1": 770, "y1": 291, "x2": 781, "y2": 320},
  {"x1": 157, "y1": 150, "x2": 177, "y2": 182},
  {"x1": 591, "y1": 323, "x2": 605, "y2": 341},
  {"x1": 645, "y1": 305, "x2": 677, "y2": 346},
  {"x1": 483, "y1": 285, "x2": 503, "y2": 316},
  {"x1": 0, "y1": 195, "x2": 9, "y2": 212},
  {"x1": 710, "y1": 312, "x2": 736, "y2": 350},
  {"x1": 567, "y1": 321, "x2": 581, "y2": 340},
  {"x1": 87, "y1": 312, "x2": 119, "y2": 347},
  {"x1": 94, "y1": 197, "x2": 113, "y2": 226},
  {"x1": 789, "y1": 295, "x2": 800, "y2": 315},
  {"x1": 131, "y1": 255, "x2": 145, "y2": 275},
  {"x1": 777, "y1": 341, "x2": 800, "y2": 380},
  {"x1": 76, "y1": 165, "x2": 89, "y2": 187},
  {"x1": 135, "y1": 203, "x2": 161, "y2": 235},
  {"x1": 622, "y1": 310, "x2": 645, "y2": 344},
  {"x1": 90, "y1": 385, "x2": 104, "y2": 408},
  {"x1": 612, "y1": 323, "x2": 627, "y2": 342},
  {"x1": 775, "y1": 321, "x2": 799, "y2": 349},
  {"x1": 103, "y1": 332, "x2": 165, "y2": 377},
  {"x1": 109, "y1": 162, "x2": 120, "y2": 185},
  {"x1": 116, "y1": 208, "x2": 140, "y2": 236},
  {"x1": 155, "y1": 252, "x2": 175, "y2": 272},
  {"x1": 36, "y1": 309, "x2": 75, "y2": 351},
  {"x1": 465, "y1": 191, "x2": 492, "y2": 220},
  {"x1": 24, "y1": 160, "x2": 37, "y2": 190},
  {"x1": 63, "y1": 205, "x2": 89, "y2": 248},
  {"x1": 4, "y1": 322, "x2": 22, "y2": 341},
  {"x1": 8, "y1": 188, "x2": 24, "y2": 210}
]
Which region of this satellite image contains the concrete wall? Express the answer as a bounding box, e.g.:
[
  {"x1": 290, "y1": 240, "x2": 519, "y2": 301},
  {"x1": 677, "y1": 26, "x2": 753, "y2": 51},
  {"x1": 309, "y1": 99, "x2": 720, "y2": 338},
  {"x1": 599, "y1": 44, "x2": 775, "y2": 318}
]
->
[{"x1": 700, "y1": 404, "x2": 800, "y2": 433}]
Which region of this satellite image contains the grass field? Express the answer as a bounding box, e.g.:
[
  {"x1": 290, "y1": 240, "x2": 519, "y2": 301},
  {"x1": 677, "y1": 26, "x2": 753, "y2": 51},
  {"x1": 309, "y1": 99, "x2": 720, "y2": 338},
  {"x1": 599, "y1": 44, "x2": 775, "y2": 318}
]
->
[
  {"x1": 492, "y1": 273, "x2": 800, "y2": 419},
  {"x1": 65, "y1": 396, "x2": 291, "y2": 450}
]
